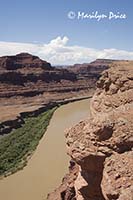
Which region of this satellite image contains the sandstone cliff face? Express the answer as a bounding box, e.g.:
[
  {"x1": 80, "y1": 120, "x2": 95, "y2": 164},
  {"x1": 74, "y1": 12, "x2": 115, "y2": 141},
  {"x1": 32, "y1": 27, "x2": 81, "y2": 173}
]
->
[
  {"x1": 66, "y1": 62, "x2": 133, "y2": 200},
  {"x1": 48, "y1": 61, "x2": 133, "y2": 200}
]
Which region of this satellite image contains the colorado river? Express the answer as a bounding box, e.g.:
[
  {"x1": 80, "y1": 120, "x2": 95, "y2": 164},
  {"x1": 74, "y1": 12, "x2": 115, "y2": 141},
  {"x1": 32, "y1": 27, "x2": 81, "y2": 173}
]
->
[{"x1": 0, "y1": 99, "x2": 90, "y2": 200}]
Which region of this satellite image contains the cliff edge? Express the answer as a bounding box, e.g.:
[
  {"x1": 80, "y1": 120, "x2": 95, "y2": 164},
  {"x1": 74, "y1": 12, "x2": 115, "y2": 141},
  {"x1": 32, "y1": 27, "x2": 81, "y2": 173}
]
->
[{"x1": 48, "y1": 61, "x2": 133, "y2": 200}]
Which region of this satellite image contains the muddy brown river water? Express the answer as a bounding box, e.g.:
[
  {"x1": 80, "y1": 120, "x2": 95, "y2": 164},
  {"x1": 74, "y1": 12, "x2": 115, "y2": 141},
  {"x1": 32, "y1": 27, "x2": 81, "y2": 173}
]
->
[{"x1": 0, "y1": 99, "x2": 90, "y2": 200}]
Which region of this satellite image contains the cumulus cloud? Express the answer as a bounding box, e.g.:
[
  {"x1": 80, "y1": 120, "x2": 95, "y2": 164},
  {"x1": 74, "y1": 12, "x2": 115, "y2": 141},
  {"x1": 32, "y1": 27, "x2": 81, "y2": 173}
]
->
[{"x1": 0, "y1": 36, "x2": 133, "y2": 65}]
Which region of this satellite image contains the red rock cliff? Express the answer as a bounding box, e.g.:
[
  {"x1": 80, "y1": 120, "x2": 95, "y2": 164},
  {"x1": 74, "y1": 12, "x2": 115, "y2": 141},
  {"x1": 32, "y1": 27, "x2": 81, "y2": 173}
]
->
[{"x1": 48, "y1": 61, "x2": 133, "y2": 200}]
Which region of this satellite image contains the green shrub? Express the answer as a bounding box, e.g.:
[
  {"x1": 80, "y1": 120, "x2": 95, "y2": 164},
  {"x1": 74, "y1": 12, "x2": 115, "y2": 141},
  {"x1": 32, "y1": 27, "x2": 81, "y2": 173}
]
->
[{"x1": 0, "y1": 107, "x2": 56, "y2": 176}]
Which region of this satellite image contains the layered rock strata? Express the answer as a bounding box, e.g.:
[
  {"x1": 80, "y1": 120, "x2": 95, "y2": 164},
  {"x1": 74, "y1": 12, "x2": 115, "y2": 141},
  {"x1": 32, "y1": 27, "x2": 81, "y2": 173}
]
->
[
  {"x1": 48, "y1": 61, "x2": 133, "y2": 200},
  {"x1": 0, "y1": 53, "x2": 110, "y2": 135}
]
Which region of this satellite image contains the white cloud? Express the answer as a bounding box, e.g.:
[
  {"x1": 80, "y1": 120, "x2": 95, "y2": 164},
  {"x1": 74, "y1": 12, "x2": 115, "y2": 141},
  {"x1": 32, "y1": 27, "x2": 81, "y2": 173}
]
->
[
  {"x1": 0, "y1": 36, "x2": 133, "y2": 65},
  {"x1": 49, "y1": 36, "x2": 69, "y2": 47}
]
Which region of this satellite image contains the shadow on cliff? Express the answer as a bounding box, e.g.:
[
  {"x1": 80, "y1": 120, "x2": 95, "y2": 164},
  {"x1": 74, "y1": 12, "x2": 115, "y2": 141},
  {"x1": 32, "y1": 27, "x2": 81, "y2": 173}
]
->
[{"x1": 79, "y1": 155, "x2": 106, "y2": 200}]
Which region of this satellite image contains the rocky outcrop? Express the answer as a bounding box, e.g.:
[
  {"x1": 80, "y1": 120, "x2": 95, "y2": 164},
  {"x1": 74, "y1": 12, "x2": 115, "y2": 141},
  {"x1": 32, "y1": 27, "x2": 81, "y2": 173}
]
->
[
  {"x1": 0, "y1": 53, "x2": 51, "y2": 70},
  {"x1": 48, "y1": 61, "x2": 133, "y2": 199},
  {"x1": 102, "y1": 152, "x2": 133, "y2": 200}
]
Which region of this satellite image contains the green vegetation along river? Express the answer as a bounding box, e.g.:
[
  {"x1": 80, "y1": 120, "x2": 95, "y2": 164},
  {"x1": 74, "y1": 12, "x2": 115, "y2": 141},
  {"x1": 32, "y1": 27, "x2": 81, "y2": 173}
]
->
[
  {"x1": 0, "y1": 107, "x2": 56, "y2": 176},
  {"x1": 0, "y1": 99, "x2": 91, "y2": 200}
]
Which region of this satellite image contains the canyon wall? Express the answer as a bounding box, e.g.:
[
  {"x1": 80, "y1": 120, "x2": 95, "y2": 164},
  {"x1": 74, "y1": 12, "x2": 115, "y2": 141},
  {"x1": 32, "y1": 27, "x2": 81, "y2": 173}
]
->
[
  {"x1": 48, "y1": 61, "x2": 133, "y2": 200},
  {"x1": 0, "y1": 53, "x2": 110, "y2": 135}
]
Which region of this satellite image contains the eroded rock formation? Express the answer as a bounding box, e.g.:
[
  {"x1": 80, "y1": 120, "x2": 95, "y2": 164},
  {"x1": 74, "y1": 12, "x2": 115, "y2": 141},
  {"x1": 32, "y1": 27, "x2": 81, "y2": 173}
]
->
[
  {"x1": 0, "y1": 54, "x2": 110, "y2": 135},
  {"x1": 48, "y1": 61, "x2": 133, "y2": 200}
]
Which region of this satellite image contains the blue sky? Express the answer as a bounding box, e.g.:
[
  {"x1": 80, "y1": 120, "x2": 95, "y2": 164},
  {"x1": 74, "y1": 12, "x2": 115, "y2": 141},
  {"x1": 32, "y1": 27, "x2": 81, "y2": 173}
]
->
[{"x1": 0, "y1": 0, "x2": 133, "y2": 64}]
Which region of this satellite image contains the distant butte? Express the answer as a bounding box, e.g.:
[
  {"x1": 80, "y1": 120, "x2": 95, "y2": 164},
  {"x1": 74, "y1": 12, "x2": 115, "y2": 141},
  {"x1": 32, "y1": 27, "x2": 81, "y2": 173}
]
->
[{"x1": 0, "y1": 52, "x2": 51, "y2": 70}]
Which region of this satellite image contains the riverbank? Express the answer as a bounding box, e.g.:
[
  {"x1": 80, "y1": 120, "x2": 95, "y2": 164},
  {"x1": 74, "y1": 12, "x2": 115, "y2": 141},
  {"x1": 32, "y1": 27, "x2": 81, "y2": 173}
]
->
[
  {"x1": 0, "y1": 95, "x2": 92, "y2": 135},
  {"x1": 0, "y1": 107, "x2": 57, "y2": 178},
  {"x1": 0, "y1": 96, "x2": 92, "y2": 178}
]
